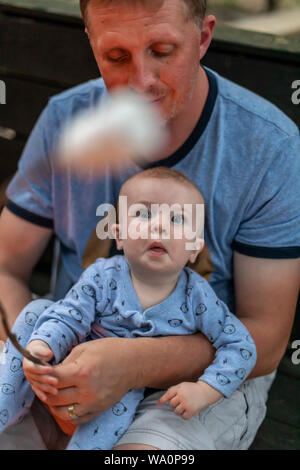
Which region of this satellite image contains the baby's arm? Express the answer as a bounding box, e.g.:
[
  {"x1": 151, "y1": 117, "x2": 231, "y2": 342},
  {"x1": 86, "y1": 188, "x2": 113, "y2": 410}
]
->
[
  {"x1": 158, "y1": 380, "x2": 223, "y2": 420},
  {"x1": 29, "y1": 260, "x2": 108, "y2": 365},
  {"x1": 158, "y1": 273, "x2": 257, "y2": 420},
  {"x1": 23, "y1": 260, "x2": 108, "y2": 399},
  {"x1": 191, "y1": 277, "x2": 257, "y2": 397}
]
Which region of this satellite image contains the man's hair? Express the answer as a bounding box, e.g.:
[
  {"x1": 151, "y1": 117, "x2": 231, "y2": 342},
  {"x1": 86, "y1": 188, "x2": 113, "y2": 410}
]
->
[
  {"x1": 79, "y1": 0, "x2": 207, "y2": 28},
  {"x1": 120, "y1": 166, "x2": 204, "y2": 204}
]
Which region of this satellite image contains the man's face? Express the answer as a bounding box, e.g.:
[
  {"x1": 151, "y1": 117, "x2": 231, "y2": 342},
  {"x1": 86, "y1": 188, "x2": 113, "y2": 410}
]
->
[
  {"x1": 86, "y1": 0, "x2": 207, "y2": 125},
  {"x1": 115, "y1": 177, "x2": 204, "y2": 278}
]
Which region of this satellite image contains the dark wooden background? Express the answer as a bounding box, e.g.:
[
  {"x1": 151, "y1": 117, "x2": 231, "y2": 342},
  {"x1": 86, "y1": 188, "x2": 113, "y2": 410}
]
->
[{"x1": 0, "y1": 0, "x2": 299, "y2": 184}]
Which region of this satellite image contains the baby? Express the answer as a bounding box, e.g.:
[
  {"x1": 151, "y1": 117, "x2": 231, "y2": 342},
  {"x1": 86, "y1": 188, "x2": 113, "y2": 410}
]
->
[{"x1": 0, "y1": 167, "x2": 256, "y2": 450}]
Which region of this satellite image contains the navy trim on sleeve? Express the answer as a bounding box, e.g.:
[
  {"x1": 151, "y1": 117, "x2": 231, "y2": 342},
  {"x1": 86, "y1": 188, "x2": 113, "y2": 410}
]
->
[
  {"x1": 5, "y1": 200, "x2": 54, "y2": 229},
  {"x1": 233, "y1": 241, "x2": 300, "y2": 259}
]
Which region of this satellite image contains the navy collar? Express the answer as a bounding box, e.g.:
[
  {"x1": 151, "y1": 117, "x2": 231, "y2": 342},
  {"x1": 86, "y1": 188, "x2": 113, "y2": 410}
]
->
[{"x1": 139, "y1": 68, "x2": 218, "y2": 169}]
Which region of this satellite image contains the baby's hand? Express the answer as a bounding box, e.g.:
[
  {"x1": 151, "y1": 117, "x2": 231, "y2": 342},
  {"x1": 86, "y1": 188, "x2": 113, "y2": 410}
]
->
[
  {"x1": 23, "y1": 340, "x2": 58, "y2": 401},
  {"x1": 26, "y1": 340, "x2": 54, "y2": 363},
  {"x1": 157, "y1": 381, "x2": 224, "y2": 420}
]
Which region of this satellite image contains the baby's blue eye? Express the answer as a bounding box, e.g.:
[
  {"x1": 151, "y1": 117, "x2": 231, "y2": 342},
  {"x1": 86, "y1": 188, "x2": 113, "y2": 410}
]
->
[
  {"x1": 171, "y1": 214, "x2": 184, "y2": 224},
  {"x1": 138, "y1": 210, "x2": 152, "y2": 219}
]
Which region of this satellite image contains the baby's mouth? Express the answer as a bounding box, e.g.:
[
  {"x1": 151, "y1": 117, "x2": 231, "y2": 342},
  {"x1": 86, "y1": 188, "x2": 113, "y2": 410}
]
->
[{"x1": 148, "y1": 242, "x2": 168, "y2": 255}]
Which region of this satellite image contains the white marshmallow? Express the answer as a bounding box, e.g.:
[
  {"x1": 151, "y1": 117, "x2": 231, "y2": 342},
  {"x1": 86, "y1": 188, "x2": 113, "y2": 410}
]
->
[{"x1": 58, "y1": 89, "x2": 167, "y2": 170}]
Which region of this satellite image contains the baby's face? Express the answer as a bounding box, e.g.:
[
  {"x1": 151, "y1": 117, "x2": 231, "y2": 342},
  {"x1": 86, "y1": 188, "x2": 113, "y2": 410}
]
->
[{"x1": 115, "y1": 177, "x2": 204, "y2": 278}]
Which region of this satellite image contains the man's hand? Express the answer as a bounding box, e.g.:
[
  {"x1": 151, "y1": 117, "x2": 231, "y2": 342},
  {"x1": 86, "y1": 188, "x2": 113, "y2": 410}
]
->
[
  {"x1": 38, "y1": 338, "x2": 138, "y2": 424},
  {"x1": 158, "y1": 381, "x2": 223, "y2": 420},
  {"x1": 23, "y1": 340, "x2": 58, "y2": 400}
]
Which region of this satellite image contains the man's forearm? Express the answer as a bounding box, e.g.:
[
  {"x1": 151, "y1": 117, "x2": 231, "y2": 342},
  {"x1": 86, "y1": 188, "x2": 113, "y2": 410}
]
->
[
  {"x1": 0, "y1": 271, "x2": 32, "y2": 340},
  {"x1": 233, "y1": 254, "x2": 300, "y2": 379},
  {"x1": 131, "y1": 333, "x2": 216, "y2": 390}
]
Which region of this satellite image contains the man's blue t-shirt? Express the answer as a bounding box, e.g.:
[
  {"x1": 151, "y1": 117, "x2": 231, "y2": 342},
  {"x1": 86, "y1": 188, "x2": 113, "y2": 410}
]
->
[{"x1": 6, "y1": 69, "x2": 300, "y2": 311}]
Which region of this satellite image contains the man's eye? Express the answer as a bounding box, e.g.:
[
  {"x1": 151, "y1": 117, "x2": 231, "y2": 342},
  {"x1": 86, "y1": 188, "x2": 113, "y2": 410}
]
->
[
  {"x1": 151, "y1": 49, "x2": 173, "y2": 58},
  {"x1": 150, "y1": 44, "x2": 174, "y2": 58},
  {"x1": 171, "y1": 214, "x2": 184, "y2": 224},
  {"x1": 107, "y1": 54, "x2": 129, "y2": 63},
  {"x1": 152, "y1": 51, "x2": 168, "y2": 57}
]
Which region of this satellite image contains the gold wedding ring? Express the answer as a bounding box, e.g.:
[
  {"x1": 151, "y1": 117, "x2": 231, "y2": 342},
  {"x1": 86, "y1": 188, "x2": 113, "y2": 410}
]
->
[{"x1": 67, "y1": 404, "x2": 78, "y2": 419}]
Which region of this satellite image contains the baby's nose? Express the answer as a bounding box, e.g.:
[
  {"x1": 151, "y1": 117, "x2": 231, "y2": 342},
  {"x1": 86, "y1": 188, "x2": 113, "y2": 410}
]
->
[{"x1": 150, "y1": 212, "x2": 166, "y2": 234}]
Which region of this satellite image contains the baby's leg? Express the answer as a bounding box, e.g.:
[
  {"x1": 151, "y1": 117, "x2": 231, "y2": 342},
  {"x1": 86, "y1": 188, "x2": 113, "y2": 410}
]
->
[
  {"x1": 0, "y1": 299, "x2": 54, "y2": 432},
  {"x1": 67, "y1": 388, "x2": 145, "y2": 450}
]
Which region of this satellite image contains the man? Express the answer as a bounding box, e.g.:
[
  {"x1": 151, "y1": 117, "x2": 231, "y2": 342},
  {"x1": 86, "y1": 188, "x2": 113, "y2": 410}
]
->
[{"x1": 0, "y1": 0, "x2": 299, "y2": 450}]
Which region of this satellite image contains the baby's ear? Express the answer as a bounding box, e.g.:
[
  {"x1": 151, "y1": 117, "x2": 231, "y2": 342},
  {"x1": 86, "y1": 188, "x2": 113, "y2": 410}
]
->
[
  {"x1": 189, "y1": 238, "x2": 204, "y2": 263},
  {"x1": 111, "y1": 223, "x2": 123, "y2": 251}
]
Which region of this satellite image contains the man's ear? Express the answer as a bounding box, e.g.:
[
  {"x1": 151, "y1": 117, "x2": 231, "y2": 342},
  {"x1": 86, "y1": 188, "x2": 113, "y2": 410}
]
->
[
  {"x1": 199, "y1": 15, "x2": 216, "y2": 61},
  {"x1": 111, "y1": 223, "x2": 124, "y2": 251},
  {"x1": 189, "y1": 238, "x2": 205, "y2": 263}
]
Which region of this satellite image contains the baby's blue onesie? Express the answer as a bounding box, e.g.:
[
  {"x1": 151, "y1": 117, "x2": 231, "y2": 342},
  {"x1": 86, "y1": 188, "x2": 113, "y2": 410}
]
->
[{"x1": 0, "y1": 255, "x2": 256, "y2": 449}]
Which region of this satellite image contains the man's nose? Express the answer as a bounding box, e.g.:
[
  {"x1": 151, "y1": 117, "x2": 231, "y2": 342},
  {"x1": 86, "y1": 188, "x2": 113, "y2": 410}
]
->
[{"x1": 128, "y1": 56, "x2": 157, "y2": 93}]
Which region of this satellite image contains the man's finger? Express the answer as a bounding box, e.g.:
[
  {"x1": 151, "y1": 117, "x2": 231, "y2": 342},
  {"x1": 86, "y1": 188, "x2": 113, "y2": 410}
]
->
[
  {"x1": 50, "y1": 361, "x2": 80, "y2": 388},
  {"x1": 43, "y1": 386, "x2": 79, "y2": 407},
  {"x1": 25, "y1": 373, "x2": 58, "y2": 387},
  {"x1": 23, "y1": 360, "x2": 54, "y2": 375},
  {"x1": 31, "y1": 386, "x2": 48, "y2": 403},
  {"x1": 45, "y1": 387, "x2": 103, "y2": 418},
  {"x1": 48, "y1": 404, "x2": 97, "y2": 425},
  {"x1": 29, "y1": 380, "x2": 58, "y2": 395}
]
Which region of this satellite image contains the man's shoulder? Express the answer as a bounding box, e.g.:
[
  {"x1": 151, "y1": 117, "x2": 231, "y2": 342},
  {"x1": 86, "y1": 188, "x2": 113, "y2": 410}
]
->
[
  {"x1": 48, "y1": 77, "x2": 107, "y2": 114},
  {"x1": 212, "y1": 69, "x2": 298, "y2": 137}
]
